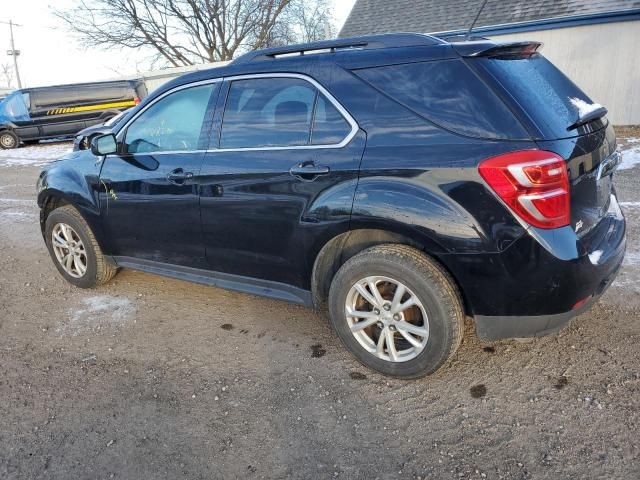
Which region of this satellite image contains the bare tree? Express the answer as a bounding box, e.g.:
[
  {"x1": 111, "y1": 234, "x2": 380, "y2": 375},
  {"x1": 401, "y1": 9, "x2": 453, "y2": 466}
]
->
[
  {"x1": 54, "y1": 0, "x2": 335, "y2": 67},
  {"x1": 287, "y1": 0, "x2": 335, "y2": 43},
  {"x1": 1, "y1": 63, "x2": 13, "y2": 88}
]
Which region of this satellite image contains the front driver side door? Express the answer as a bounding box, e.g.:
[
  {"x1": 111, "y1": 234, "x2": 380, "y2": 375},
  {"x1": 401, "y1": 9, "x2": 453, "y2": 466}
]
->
[{"x1": 99, "y1": 81, "x2": 219, "y2": 268}]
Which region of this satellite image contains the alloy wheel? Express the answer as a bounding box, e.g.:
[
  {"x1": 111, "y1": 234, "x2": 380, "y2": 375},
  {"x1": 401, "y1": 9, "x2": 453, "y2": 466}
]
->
[
  {"x1": 345, "y1": 276, "x2": 429, "y2": 362},
  {"x1": 51, "y1": 223, "x2": 88, "y2": 278}
]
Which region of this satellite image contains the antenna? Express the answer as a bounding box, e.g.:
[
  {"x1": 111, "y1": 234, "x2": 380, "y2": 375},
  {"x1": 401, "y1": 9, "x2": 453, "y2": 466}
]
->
[{"x1": 466, "y1": 0, "x2": 489, "y2": 40}]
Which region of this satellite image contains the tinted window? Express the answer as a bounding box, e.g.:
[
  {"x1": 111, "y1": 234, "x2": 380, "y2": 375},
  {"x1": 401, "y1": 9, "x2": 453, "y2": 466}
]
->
[
  {"x1": 476, "y1": 54, "x2": 598, "y2": 139},
  {"x1": 354, "y1": 59, "x2": 528, "y2": 140},
  {"x1": 76, "y1": 84, "x2": 130, "y2": 104},
  {"x1": 221, "y1": 78, "x2": 316, "y2": 148},
  {"x1": 32, "y1": 87, "x2": 77, "y2": 109},
  {"x1": 125, "y1": 84, "x2": 214, "y2": 154},
  {"x1": 312, "y1": 95, "x2": 351, "y2": 145}
]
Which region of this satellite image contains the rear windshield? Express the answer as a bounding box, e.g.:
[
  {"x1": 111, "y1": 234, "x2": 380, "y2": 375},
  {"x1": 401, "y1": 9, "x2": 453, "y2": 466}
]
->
[
  {"x1": 475, "y1": 54, "x2": 602, "y2": 139},
  {"x1": 353, "y1": 59, "x2": 529, "y2": 140}
]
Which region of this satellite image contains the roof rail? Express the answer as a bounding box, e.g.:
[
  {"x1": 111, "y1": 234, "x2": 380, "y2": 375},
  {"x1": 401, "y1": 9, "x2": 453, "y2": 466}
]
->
[{"x1": 231, "y1": 33, "x2": 446, "y2": 65}]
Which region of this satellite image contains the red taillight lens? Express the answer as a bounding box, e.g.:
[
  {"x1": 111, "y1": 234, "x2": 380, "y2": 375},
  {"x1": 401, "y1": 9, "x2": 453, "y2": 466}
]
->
[
  {"x1": 479, "y1": 150, "x2": 570, "y2": 229},
  {"x1": 134, "y1": 96, "x2": 141, "y2": 105}
]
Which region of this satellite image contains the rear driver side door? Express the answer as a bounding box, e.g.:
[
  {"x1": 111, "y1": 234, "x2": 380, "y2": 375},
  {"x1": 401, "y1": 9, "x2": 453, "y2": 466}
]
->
[{"x1": 199, "y1": 74, "x2": 364, "y2": 289}]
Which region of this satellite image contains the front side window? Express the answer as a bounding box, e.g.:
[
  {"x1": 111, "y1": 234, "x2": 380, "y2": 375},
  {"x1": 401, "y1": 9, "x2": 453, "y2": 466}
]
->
[
  {"x1": 125, "y1": 84, "x2": 215, "y2": 154},
  {"x1": 220, "y1": 78, "x2": 317, "y2": 149}
]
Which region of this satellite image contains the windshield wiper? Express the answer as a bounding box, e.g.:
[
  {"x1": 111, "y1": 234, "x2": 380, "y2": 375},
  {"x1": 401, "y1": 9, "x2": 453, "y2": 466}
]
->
[{"x1": 567, "y1": 106, "x2": 608, "y2": 131}]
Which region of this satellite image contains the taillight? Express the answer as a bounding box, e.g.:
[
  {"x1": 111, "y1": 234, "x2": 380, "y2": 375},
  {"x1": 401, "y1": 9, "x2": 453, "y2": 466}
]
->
[
  {"x1": 134, "y1": 96, "x2": 141, "y2": 105},
  {"x1": 479, "y1": 150, "x2": 570, "y2": 229}
]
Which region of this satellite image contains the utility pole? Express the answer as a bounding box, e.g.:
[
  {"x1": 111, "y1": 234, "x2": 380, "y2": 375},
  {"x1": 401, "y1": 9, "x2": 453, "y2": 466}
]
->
[{"x1": 1, "y1": 20, "x2": 22, "y2": 89}]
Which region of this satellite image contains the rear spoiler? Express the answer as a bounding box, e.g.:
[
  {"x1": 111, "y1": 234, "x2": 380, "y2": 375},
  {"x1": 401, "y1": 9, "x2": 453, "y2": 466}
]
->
[{"x1": 452, "y1": 41, "x2": 542, "y2": 58}]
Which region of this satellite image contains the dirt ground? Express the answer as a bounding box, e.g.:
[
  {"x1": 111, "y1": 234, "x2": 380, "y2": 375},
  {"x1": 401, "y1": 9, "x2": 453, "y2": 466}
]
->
[{"x1": 1, "y1": 137, "x2": 639, "y2": 480}]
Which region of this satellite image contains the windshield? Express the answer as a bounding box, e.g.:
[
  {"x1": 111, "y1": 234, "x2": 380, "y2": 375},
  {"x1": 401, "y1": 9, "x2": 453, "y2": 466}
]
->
[
  {"x1": 474, "y1": 53, "x2": 604, "y2": 139},
  {"x1": 0, "y1": 91, "x2": 30, "y2": 121}
]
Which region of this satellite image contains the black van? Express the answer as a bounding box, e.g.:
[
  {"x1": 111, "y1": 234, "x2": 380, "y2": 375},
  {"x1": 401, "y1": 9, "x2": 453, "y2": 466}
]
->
[{"x1": 0, "y1": 80, "x2": 147, "y2": 149}]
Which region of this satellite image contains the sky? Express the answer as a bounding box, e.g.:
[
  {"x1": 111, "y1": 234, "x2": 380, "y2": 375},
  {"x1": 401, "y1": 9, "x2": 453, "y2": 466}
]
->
[{"x1": 0, "y1": 0, "x2": 357, "y2": 89}]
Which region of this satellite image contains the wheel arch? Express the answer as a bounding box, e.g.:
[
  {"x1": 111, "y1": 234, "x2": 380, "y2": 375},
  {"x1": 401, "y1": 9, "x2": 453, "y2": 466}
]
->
[
  {"x1": 37, "y1": 190, "x2": 106, "y2": 253},
  {"x1": 310, "y1": 228, "x2": 469, "y2": 314}
]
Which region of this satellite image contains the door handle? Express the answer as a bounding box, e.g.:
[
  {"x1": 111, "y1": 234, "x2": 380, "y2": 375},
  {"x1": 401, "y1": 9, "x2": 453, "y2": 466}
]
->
[
  {"x1": 289, "y1": 163, "x2": 330, "y2": 181},
  {"x1": 167, "y1": 168, "x2": 193, "y2": 185}
]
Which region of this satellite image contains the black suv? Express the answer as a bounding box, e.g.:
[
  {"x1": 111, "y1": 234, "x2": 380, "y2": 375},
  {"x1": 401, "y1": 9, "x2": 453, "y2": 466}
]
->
[{"x1": 37, "y1": 34, "x2": 625, "y2": 378}]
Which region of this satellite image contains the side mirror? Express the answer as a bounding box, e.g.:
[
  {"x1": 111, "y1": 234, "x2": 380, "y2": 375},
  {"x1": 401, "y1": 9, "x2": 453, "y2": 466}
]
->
[{"x1": 91, "y1": 134, "x2": 117, "y2": 156}]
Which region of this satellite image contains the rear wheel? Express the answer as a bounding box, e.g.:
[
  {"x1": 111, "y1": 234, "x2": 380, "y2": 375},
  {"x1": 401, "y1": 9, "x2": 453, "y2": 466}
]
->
[
  {"x1": 45, "y1": 205, "x2": 117, "y2": 288},
  {"x1": 328, "y1": 244, "x2": 464, "y2": 378},
  {"x1": 0, "y1": 130, "x2": 19, "y2": 149}
]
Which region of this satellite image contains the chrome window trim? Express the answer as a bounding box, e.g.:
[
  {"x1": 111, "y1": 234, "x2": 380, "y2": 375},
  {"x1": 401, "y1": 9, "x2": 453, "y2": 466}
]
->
[
  {"x1": 112, "y1": 73, "x2": 358, "y2": 156},
  {"x1": 213, "y1": 73, "x2": 358, "y2": 152}
]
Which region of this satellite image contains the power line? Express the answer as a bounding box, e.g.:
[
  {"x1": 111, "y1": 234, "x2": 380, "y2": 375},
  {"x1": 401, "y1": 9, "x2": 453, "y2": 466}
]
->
[{"x1": 0, "y1": 20, "x2": 23, "y2": 89}]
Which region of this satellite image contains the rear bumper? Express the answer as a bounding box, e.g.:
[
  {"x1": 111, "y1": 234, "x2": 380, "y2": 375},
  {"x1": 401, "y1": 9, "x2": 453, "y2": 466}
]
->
[
  {"x1": 437, "y1": 194, "x2": 626, "y2": 340},
  {"x1": 474, "y1": 258, "x2": 621, "y2": 340}
]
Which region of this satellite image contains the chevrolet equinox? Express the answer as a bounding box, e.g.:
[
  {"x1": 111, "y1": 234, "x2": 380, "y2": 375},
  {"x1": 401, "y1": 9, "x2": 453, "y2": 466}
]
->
[{"x1": 37, "y1": 34, "x2": 626, "y2": 378}]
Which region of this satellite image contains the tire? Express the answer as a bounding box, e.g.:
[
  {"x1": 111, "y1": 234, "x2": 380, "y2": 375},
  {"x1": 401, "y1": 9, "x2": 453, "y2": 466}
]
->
[
  {"x1": 45, "y1": 205, "x2": 117, "y2": 288},
  {"x1": 328, "y1": 244, "x2": 464, "y2": 378},
  {"x1": 0, "y1": 130, "x2": 19, "y2": 149}
]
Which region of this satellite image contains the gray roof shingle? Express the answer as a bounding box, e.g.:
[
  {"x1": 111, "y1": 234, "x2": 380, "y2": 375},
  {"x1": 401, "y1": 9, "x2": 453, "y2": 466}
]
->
[{"x1": 339, "y1": 0, "x2": 640, "y2": 37}]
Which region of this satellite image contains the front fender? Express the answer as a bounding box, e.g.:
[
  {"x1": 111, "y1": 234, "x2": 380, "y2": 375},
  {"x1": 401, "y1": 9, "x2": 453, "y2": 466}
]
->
[{"x1": 36, "y1": 151, "x2": 107, "y2": 248}]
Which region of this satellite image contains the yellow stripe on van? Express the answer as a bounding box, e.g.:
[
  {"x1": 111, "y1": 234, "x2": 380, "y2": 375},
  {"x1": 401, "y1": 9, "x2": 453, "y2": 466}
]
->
[{"x1": 45, "y1": 100, "x2": 136, "y2": 115}]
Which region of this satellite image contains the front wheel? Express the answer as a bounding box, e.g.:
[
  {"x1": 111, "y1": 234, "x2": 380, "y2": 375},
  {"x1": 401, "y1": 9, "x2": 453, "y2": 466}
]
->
[
  {"x1": 0, "y1": 130, "x2": 19, "y2": 149},
  {"x1": 328, "y1": 244, "x2": 464, "y2": 378},
  {"x1": 45, "y1": 205, "x2": 117, "y2": 288}
]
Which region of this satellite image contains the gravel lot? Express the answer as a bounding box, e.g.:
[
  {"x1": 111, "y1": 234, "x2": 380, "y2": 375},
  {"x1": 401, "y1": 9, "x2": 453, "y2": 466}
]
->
[{"x1": 1, "y1": 136, "x2": 639, "y2": 479}]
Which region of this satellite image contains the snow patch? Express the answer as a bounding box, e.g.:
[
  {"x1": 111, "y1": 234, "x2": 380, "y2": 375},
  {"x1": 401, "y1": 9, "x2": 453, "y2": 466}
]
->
[
  {"x1": 588, "y1": 250, "x2": 603, "y2": 265},
  {"x1": 569, "y1": 97, "x2": 604, "y2": 118},
  {"x1": 57, "y1": 295, "x2": 135, "y2": 336},
  {"x1": 0, "y1": 197, "x2": 32, "y2": 204},
  {"x1": 0, "y1": 142, "x2": 72, "y2": 168},
  {"x1": 624, "y1": 251, "x2": 640, "y2": 266},
  {"x1": 611, "y1": 250, "x2": 640, "y2": 291},
  {"x1": 0, "y1": 211, "x2": 37, "y2": 221},
  {"x1": 618, "y1": 143, "x2": 640, "y2": 171}
]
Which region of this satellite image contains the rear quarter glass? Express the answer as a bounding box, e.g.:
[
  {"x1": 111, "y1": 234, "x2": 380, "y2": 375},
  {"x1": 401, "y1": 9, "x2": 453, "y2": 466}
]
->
[
  {"x1": 470, "y1": 53, "x2": 603, "y2": 140},
  {"x1": 352, "y1": 59, "x2": 530, "y2": 140}
]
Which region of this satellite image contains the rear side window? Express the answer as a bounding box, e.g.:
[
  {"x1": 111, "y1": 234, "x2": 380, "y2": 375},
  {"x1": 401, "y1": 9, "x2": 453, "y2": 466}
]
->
[
  {"x1": 76, "y1": 84, "x2": 130, "y2": 104},
  {"x1": 32, "y1": 88, "x2": 77, "y2": 109},
  {"x1": 221, "y1": 78, "x2": 316, "y2": 148},
  {"x1": 475, "y1": 54, "x2": 598, "y2": 139},
  {"x1": 312, "y1": 95, "x2": 351, "y2": 145},
  {"x1": 354, "y1": 59, "x2": 528, "y2": 140},
  {"x1": 220, "y1": 77, "x2": 354, "y2": 149}
]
